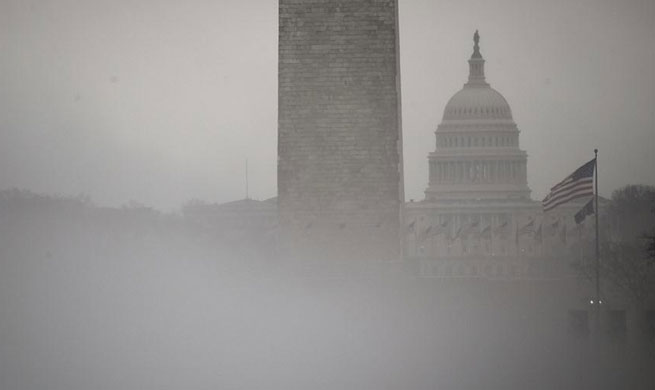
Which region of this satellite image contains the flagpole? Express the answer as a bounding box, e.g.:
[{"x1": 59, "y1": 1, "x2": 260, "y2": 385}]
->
[
  {"x1": 515, "y1": 221, "x2": 519, "y2": 256},
  {"x1": 246, "y1": 159, "x2": 249, "y2": 200},
  {"x1": 594, "y1": 149, "x2": 600, "y2": 303}
]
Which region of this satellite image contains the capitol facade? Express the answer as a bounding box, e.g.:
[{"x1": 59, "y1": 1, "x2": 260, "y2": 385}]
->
[{"x1": 405, "y1": 32, "x2": 597, "y2": 279}]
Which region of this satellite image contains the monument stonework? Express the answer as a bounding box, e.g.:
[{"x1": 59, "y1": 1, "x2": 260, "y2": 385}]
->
[{"x1": 278, "y1": 0, "x2": 404, "y2": 260}]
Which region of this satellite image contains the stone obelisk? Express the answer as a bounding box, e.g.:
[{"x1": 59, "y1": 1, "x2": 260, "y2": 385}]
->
[{"x1": 278, "y1": 0, "x2": 404, "y2": 261}]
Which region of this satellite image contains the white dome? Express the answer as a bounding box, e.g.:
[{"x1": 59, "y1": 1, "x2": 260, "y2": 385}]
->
[
  {"x1": 442, "y1": 85, "x2": 513, "y2": 121},
  {"x1": 426, "y1": 31, "x2": 532, "y2": 203}
]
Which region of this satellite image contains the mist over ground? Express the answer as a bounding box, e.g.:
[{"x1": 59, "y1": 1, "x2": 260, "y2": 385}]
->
[
  {"x1": 1, "y1": 190, "x2": 652, "y2": 389},
  {"x1": 2, "y1": 1, "x2": 654, "y2": 388}
]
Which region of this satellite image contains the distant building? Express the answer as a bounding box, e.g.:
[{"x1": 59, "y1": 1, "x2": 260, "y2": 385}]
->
[
  {"x1": 404, "y1": 33, "x2": 654, "y2": 366},
  {"x1": 406, "y1": 31, "x2": 548, "y2": 277},
  {"x1": 403, "y1": 32, "x2": 614, "y2": 279},
  {"x1": 182, "y1": 197, "x2": 277, "y2": 250}
]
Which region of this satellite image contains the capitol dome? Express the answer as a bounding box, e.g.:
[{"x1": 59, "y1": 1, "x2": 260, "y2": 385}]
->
[
  {"x1": 442, "y1": 87, "x2": 513, "y2": 121},
  {"x1": 426, "y1": 31, "x2": 531, "y2": 202},
  {"x1": 440, "y1": 30, "x2": 513, "y2": 122}
]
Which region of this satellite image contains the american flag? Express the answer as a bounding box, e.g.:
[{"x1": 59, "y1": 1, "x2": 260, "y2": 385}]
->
[
  {"x1": 432, "y1": 220, "x2": 450, "y2": 236},
  {"x1": 518, "y1": 219, "x2": 535, "y2": 236},
  {"x1": 406, "y1": 220, "x2": 416, "y2": 233},
  {"x1": 463, "y1": 220, "x2": 480, "y2": 237},
  {"x1": 574, "y1": 199, "x2": 594, "y2": 224},
  {"x1": 542, "y1": 158, "x2": 595, "y2": 212},
  {"x1": 480, "y1": 224, "x2": 492, "y2": 239},
  {"x1": 450, "y1": 226, "x2": 462, "y2": 242},
  {"x1": 418, "y1": 225, "x2": 433, "y2": 242},
  {"x1": 534, "y1": 223, "x2": 542, "y2": 243},
  {"x1": 493, "y1": 220, "x2": 509, "y2": 235},
  {"x1": 548, "y1": 219, "x2": 560, "y2": 236}
]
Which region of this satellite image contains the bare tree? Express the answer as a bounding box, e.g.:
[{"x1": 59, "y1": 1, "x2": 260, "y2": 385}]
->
[
  {"x1": 598, "y1": 240, "x2": 655, "y2": 304},
  {"x1": 573, "y1": 185, "x2": 655, "y2": 304}
]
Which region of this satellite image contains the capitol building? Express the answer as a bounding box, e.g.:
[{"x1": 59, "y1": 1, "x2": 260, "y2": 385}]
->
[{"x1": 405, "y1": 32, "x2": 597, "y2": 279}]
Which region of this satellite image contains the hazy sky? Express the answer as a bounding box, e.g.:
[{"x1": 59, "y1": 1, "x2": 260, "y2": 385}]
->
[{"x1": 1, "y1": 0, "x2": 653, "y2": 210}]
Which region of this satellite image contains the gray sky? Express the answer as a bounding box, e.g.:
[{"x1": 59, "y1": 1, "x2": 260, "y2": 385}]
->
[{"x1": 1, "y1": 0, "x2": 653, "y2": 210}]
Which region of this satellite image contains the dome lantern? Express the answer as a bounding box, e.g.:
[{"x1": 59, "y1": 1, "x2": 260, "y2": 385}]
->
[{"x1": 467, "y1": 30, "x2": 488, "y2": 86}]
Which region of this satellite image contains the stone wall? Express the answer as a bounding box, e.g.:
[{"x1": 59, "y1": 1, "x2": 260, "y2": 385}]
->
[{"x1": 278, "y1": 0, "x2": 403, "y2": 260}]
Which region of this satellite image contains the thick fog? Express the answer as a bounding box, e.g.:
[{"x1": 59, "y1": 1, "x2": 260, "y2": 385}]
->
[
  {"x1": 1, "y1": 0, "x2": 653, "y2": 209},
  {"x1": 1, "y1": 191, "x2": 653, "y2": 389},
  {"x1": 1, "y1": 1, "x2": 654, "y2": 389}
]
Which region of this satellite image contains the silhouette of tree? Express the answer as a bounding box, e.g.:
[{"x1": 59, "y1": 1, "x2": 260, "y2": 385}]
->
[
  {"x1": 608, "y1": 184, "x2": 655, "y2": 241},
  {"x1": 598, "y1": 240, "x2": 655, "y2": 304},
  {"x1": 573, "y1": 185, "x2": 655, "y2": 304}
]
